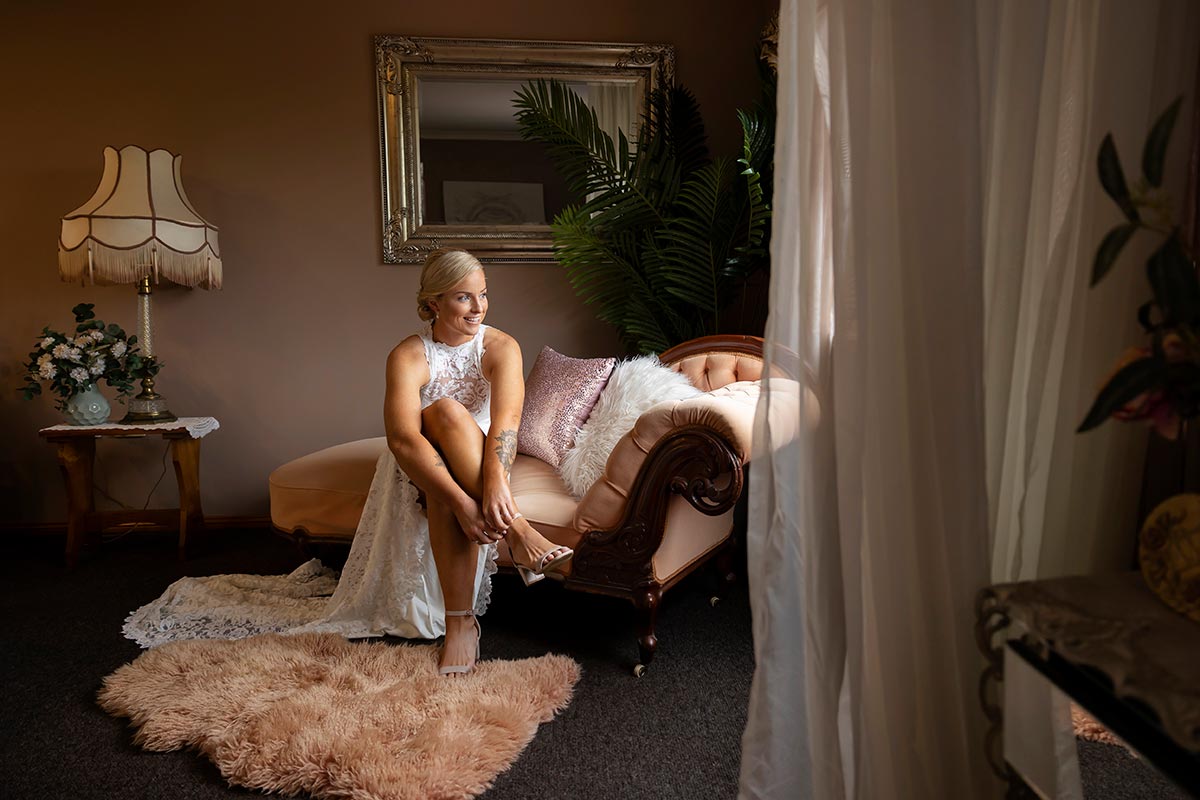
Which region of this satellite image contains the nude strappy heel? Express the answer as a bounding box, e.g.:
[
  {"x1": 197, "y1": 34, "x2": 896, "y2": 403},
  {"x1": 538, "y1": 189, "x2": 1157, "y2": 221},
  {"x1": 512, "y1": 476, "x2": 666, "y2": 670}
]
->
[
  {"x1": 438, "y1": 610, "x2": 480, "y2": 676},
  {"x1": 513, "y1": 545, "x2": 574, "y2": 586}
]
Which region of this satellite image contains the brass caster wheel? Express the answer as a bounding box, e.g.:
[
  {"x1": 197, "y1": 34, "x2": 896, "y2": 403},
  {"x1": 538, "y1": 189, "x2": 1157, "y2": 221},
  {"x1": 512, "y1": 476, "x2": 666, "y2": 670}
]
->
[
  {"x1": 710, "y1": 596, "x2": 721, "y2": 607},
  {"x1": 633, "y1": 663, "x2": 647, "y2": 678}
]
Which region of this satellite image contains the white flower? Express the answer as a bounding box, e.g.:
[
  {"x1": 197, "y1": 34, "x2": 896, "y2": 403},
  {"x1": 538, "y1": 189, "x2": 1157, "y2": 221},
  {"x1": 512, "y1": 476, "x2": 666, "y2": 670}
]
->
[
  {"x1": 111, "y1": 341, "x2": 127, "y2": 358},
  {"x1": 37, "y1": 353, "x2": 52, "y2": 367},
  {"x1": 89, "y1": 356, "x2": 106, "y2": 376},
  {"x1": 40, "y1": 336, "x2": 55, "y2": 350},
  {"x1": 67, "y1": 347, "x2": 82, "y2": 362},
  {"x1": 74, "y1": 334, "x2": 92, "y2": 347},
  {"x1": 69, "y1": 367, "x2": 89, "y2": 383},
  {"x1": 52, "y1": 343, "x2": 72, "y2": 359},
  {"x1": 38, "y1": 362, "x2": 57, "y2": 380},
  {"x1": 89, "y1": 330, "x2": 105, "y2": 341}
]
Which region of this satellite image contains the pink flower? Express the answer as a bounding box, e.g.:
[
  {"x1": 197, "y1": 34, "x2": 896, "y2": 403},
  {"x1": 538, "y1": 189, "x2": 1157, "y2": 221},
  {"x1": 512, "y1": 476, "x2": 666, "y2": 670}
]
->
[{"x1": 1107, "y1": 336, "x2": 1188, "y2": 440}]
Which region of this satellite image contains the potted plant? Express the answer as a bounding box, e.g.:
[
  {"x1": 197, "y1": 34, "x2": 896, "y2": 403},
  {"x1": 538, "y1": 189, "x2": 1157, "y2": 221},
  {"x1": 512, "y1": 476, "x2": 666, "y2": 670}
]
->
[
  {"x1": 20, "y1": 303, "x2": 157, "y2": 425},
  {"x1": 1077, "y1": 95, "x2": 1200, "y2": 622},
  {"x1": 514, "y1": 63, "x2": 776, "y2": 355}
]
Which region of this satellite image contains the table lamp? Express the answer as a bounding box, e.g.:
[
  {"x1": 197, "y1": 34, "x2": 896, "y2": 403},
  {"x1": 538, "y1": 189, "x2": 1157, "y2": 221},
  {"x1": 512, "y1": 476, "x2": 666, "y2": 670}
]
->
[{"x1": 58, "y1": 145, "x2": 222, "y2": 423}]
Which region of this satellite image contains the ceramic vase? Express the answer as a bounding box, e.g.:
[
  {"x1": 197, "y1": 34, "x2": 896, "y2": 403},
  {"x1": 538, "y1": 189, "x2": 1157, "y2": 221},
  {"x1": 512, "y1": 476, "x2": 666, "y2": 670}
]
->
[{"x1": 63, "y1": 382, "x2": 110, "y2": 425}]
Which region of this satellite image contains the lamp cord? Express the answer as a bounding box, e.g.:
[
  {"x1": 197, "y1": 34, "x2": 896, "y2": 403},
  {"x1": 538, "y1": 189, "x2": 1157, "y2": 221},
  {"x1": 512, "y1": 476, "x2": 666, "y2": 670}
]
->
[{"x1": 93, "y1": 442, "x2": 171, "y2": 542}]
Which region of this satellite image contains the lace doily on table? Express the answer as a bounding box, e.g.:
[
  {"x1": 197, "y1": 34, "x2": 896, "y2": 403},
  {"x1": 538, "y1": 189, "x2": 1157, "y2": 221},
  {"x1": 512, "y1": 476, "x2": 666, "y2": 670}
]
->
[
  {"x1": 41, "y1": 416, "x2": 220, "y2": 438},
  {"x1": 992, "y1": 572, "x2": 1200, "y2": 752}
]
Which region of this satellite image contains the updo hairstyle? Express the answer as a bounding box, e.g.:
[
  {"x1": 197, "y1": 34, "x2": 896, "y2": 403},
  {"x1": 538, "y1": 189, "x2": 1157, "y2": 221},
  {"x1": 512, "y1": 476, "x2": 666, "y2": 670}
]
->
[{"x1": 416, "y1": 248, "x2": 484, "y2": 321}]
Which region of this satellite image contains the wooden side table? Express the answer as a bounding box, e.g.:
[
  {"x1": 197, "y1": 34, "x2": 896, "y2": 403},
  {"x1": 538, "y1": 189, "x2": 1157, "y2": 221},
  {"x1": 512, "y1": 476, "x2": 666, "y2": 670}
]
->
[{"x1": 39, "y1": 417, "x2": 220, "y2": 568}]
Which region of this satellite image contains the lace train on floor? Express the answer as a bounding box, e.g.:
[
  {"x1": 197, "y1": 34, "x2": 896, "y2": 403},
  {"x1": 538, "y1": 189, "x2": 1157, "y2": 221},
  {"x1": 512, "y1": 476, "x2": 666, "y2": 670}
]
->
[{"x1": 122, "y1": 450, "x2": 496, "y2": 649}]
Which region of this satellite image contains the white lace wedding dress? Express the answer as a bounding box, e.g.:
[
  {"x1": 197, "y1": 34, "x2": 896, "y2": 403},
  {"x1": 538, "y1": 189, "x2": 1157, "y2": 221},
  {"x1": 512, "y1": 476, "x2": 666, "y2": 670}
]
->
[{"x1": 123, "y1": 324, "x2": 497, "y2": 648}]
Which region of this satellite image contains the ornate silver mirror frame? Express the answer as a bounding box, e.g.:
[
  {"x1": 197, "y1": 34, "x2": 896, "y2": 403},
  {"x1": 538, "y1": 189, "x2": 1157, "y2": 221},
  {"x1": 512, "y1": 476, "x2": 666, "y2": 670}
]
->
[{"x1": 375, "y1": 36, "x2": 675, "y2": 264}]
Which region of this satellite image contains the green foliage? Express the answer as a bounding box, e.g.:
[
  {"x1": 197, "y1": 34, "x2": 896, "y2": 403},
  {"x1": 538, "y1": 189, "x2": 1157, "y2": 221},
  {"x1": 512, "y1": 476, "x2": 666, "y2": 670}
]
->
[
  {"x1": 1079, "y1": 95, "x2": 1198, "y2": 436},
  {"x1": 18, "y1": 303, "x2": 157, "y2": 412},
  {"x1": 514, "y1": 68, "x2": 776, "y2": 355}
]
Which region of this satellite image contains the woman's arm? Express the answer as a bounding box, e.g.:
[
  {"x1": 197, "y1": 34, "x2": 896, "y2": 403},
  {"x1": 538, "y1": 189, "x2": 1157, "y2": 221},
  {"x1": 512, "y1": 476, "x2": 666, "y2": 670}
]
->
[
  {"x1": 479, "y1": 330, "x2": 524, "y2": 531},
  {"x1": 384, "y1": 337, "x2": 490, "y2": 542}
]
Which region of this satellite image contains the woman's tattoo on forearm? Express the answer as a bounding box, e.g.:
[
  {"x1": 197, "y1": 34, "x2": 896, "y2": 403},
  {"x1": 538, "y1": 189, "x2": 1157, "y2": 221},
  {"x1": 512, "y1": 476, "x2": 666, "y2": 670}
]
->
[{"x1": 494, "y1": 429, "x2": 517, "y2": 474}]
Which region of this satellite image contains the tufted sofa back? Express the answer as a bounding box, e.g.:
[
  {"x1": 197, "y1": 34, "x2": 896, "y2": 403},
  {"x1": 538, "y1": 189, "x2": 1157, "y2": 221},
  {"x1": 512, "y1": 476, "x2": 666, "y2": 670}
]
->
[{"x1": 660, "y1": 335, "x2": 765, "y2": 392}]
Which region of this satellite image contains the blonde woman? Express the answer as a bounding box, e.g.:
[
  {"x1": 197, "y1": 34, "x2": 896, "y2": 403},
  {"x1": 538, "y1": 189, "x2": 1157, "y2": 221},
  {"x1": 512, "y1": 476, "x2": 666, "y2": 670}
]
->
[{"x1": 308, "y1": 248, "x2": 572, "y2": 675}]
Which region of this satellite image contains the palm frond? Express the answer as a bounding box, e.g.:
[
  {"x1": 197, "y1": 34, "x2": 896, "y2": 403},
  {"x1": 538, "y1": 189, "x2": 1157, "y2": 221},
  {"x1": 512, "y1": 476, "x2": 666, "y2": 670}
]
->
[
  {"x1": 515, "y1": 79, "x2": 671, "y2": 228},
  {"x1": 515, "y1": 72, "x2": 772, "y2": 354}
]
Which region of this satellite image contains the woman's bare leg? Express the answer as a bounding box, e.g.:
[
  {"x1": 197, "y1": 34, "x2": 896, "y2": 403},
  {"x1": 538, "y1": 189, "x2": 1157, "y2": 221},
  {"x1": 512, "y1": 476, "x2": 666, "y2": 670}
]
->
[
  {"x1": 427, "y1": 495, "x2": 479, "y2": 673},
  {"x1": 422, "y1": 399, "x2": 568, "y2": 569}
]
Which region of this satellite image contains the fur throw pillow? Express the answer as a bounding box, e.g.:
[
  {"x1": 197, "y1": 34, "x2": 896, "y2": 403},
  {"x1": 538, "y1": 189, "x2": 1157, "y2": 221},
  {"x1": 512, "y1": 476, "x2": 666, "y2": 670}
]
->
[{"x1": 558, "y1": 356, "x2": 704, "y2": 498}]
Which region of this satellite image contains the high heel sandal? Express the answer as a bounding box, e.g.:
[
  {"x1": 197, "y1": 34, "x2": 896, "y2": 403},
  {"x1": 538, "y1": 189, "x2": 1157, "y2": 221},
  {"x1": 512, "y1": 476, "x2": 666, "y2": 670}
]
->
[
  {"x1": 513, "y1": 544, "x2": 574, "y2": 587},
  {"x1": 438, "y1": 610, "x2": 480, "y2": 676},
  {"x1": 503, "y1": 513, "x2": 574, "y2": 586}
]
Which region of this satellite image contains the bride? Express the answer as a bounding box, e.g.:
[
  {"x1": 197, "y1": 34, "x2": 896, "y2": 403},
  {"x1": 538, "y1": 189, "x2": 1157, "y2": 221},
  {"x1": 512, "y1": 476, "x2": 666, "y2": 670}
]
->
[{"x1": 125, "y1": 248, "x2": 572, "y2": 676}]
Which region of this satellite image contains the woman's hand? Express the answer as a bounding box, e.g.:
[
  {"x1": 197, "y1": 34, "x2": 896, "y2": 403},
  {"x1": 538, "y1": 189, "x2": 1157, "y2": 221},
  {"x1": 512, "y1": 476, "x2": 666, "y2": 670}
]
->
[
  {"x1": 453, "y1": 497, "x2": 502, "y2": 545},
  {"x1": 481, "y1": 473, "x2": 520, "y2": 534}
]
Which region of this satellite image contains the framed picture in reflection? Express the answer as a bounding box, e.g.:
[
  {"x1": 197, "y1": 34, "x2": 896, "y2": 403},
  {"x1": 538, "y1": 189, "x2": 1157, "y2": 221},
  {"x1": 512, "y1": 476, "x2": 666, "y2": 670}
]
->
[{"x1": 442, "y1": 181, "x2": 546, "y2": 225}]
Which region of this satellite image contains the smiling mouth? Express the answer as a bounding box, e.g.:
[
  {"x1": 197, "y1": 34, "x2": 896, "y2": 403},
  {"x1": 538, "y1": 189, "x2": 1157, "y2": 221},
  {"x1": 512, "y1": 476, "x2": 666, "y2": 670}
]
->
[{"x1": 463, "y1": 316, "x2": 480, "y2": 324}]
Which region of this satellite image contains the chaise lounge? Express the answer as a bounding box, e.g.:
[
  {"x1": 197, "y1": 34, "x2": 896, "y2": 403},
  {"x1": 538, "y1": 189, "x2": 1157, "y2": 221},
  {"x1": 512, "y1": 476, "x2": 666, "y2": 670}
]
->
[{"x1": 269, "y1": 334, "x2": 775, "y2": 674}]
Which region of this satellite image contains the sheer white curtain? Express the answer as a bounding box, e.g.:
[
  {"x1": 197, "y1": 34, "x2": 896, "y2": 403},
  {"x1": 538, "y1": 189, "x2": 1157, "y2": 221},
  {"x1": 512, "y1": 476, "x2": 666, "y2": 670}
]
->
[
  {"x1": 979, "y1": 2, "x2": 1197, "y2": 796},
  {"x1": 741, "y1": 0, "x2": 1198, "y2": 797},
  {"x1": 740, "y1": 0, "x2": 993, "y2": 797}
]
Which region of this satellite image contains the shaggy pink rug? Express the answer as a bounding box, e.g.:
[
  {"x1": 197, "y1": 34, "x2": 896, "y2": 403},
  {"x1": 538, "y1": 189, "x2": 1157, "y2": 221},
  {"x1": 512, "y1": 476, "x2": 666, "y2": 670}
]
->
[{"x1": 98, "y1": 633, "x2": 580, "y2": 800}]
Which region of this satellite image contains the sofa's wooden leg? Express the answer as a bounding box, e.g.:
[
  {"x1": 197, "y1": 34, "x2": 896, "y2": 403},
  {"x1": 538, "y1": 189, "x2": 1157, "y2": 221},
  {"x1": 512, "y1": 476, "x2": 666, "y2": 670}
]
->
[
  {"x1": 710, "y1": 540, "x2": 739, "y2": 607},
  {"x1": 633, "y1": 586, "x2": 662, "y2": 677}
]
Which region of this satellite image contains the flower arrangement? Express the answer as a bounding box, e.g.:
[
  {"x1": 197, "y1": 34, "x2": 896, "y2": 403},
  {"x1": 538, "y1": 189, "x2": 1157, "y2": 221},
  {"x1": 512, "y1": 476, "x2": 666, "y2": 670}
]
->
[
  {"x1": 20, "y1": 303, "x2": 159, "y2": 411},
  {"x1": 1078, "y1": 96, "x2": 1197, "y2": 440}
]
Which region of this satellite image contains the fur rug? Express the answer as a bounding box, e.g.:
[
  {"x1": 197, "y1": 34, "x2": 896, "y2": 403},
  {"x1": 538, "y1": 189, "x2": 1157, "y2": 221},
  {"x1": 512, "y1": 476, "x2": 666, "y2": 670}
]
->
[{"x1": 98, "y1": 633, "x2": 580, "y2": 800}]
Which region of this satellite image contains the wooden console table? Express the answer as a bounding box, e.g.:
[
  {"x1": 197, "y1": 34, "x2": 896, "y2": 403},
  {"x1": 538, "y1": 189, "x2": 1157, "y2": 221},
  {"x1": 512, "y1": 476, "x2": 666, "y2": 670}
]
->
[
  {"x1": 39, "y1": 417, "x2": 220, "y2": 567},
  {"x1": 976, "y1": 573, "x2": 1200, "y2": 797}
]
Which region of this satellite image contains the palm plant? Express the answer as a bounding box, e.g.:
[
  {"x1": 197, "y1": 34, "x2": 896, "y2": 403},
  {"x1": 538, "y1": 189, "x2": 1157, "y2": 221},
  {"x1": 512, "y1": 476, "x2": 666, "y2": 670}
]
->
[{"x1": 514, "y1": 74, "x2": 775, "y2": 354}]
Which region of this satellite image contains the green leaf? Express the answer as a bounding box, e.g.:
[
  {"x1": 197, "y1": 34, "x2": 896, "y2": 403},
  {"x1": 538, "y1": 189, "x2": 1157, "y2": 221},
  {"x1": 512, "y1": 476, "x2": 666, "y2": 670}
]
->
[
  {"x1": 1077, "y1": 356, "x2": 1161, "y2": 433},
  {"x1": 1142, "y1": 96, "x2": 1183, "y2": 188},
  {"x1": 1091, "y1": 223, "x2": 1138, "y2": 286},
  {"x1": 1146, "y1": 234, "x2": 1200, "y2": 326},
  {"x1": 1097, "y1": 134, "x2": 1140, "y2": 222},
  {"x1": 71, "y1": 303, "x2": 95, "y2": 322},
  {"x1": 1137, "y1": 300, "x2": 1158, "y2": 332}
]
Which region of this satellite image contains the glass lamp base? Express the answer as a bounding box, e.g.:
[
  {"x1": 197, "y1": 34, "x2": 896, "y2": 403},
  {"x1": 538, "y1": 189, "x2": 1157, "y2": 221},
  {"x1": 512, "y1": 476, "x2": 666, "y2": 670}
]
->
[{"x1": 120, "y1": 378, "x2": 177, "y2": 424}]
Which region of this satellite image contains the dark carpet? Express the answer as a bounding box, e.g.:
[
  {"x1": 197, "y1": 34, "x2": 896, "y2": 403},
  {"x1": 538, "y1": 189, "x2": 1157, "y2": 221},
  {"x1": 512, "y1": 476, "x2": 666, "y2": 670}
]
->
[
  {"x1": 0, "y1": 529, "x2": 1180, "y2": 799},
  {"x1": 0, "y1": 529, "x2": 751, "y2": 800}
]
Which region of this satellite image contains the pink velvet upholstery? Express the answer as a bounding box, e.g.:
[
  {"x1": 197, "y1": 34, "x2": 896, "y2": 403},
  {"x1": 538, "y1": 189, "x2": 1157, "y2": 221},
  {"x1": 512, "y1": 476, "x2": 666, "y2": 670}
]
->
[
  {"x1": 269, "y1": 444, "x2": 581, "y2": 559},
  {"x1": 269, "y1": 438, "x2": 387, "y2": 538},
  {"x1": 669, "y1": 352, "x2": 764, "y2": 391}
]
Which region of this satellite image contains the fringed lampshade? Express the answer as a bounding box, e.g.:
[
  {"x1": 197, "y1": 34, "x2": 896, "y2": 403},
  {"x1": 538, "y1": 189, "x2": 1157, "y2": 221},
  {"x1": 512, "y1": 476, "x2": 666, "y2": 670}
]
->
[
  {"x1": 58, "y1": 145, "x2": 223, "y2": 423},
  {"x1": 58, "y1": 145, "x2": 222, "y2": 289}
]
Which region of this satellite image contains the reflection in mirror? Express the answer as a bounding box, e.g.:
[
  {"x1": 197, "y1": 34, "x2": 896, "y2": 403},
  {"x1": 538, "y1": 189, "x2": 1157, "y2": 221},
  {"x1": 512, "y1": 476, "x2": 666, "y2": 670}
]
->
[
  {"x1": 417, "y1": 78, "x2": 637, "y2": 226},
  {"x1": 375, "y1": 37, "x2": 674, "y2": 263}
]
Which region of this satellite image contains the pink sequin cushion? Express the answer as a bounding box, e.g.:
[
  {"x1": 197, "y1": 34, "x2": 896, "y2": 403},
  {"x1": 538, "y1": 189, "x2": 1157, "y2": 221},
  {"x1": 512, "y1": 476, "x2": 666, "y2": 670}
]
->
[{"x1": 518, "y1": 346, "x2": 616, "y2": 468}]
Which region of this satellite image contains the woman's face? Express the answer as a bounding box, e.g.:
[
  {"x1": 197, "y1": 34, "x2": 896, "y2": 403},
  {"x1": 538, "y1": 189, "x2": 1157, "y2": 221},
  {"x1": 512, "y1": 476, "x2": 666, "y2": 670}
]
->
[{"x1": 431, "y1": 269, "x2": 487, "y2": 342}]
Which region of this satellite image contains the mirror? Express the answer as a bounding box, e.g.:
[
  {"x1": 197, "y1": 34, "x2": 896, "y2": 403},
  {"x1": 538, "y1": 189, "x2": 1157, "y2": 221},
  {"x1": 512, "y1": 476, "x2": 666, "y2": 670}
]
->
[{"x1": 375, "y1": 36, "x2": 675, "y2": 263}]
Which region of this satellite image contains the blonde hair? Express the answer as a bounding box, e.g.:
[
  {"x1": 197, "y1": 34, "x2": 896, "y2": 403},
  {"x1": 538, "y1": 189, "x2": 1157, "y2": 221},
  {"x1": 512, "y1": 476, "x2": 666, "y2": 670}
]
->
[{"x1": 416, "y1": 248, "x2": 484, "y2": 321}]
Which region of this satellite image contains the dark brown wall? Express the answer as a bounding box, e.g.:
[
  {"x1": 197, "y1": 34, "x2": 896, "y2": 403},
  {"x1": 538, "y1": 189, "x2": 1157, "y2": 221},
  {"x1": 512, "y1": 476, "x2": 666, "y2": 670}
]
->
[{"x1": 0, "y1": 0, "x2": 775, "y2": 522}]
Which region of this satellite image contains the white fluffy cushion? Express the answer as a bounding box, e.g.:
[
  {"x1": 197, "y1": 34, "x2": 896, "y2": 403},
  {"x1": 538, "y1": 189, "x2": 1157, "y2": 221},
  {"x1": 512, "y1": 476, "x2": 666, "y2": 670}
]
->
[{"x1": 558, "y1": 356, "x2": 703, "y2": 498}]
